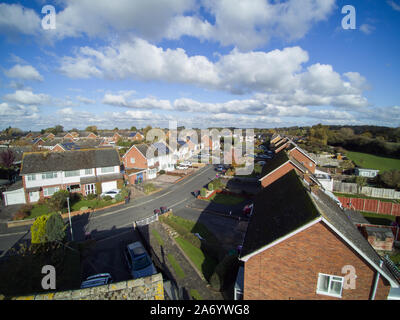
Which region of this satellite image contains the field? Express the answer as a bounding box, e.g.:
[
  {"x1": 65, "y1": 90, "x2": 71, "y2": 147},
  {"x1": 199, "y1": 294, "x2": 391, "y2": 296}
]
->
[{"x1": 346, "y1": 151, "x2": 400, "y2": 172}]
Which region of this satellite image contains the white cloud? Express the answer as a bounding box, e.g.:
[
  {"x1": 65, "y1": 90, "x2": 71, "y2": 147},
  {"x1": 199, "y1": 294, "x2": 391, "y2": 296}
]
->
[
  {"x1": 4, "y1": 64, "x2": 43, "y2": 81},
  {"x1": 3, "y1": 90, "x2": 50, "y2": 105},
  {"x1": 76, "y1": 96, "x2": 96, "y2": 104},
  {"x1": 388, "y1": 0, "x2": 400, "y2": 11},
  {"x1": 102, "y1": 94, "x2": 173, "y2": 110},
  {"x1": 0, "y1": 3, "x2": 41, "y2": 36},
  {"x1": 360, "y1": 24, "x2": 375, "y2": 35}
]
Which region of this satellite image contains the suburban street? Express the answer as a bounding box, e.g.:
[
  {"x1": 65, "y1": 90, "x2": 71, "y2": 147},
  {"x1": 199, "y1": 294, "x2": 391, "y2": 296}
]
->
[{"x1": 0, "y1": 164, "x2": 218, "y2": 255}]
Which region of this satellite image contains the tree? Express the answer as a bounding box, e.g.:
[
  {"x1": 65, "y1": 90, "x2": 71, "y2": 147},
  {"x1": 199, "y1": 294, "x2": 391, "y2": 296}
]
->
[
  {"x1": 130, "y1": 126, "x2": 137, "y2": 132},
  {"x1": 85, "y1": 126, "x2": 98, "y2": 134},
  {"x1": 54, "y1": 125, "x2": 64, "y2": 134},
  {"x1": 31, "y1": 215, "x2": 49, "y2": 244},
  {"x1": 378, "y1": 170, "x2": 400, "y2": 189},
  {"x1": 48, "y1": 190, "x2": 70, "y2": 212},
  {"x1": 45, "y1": 213, "x2": 66, "y2": 242},
  {"x1": 0, "y1": 149, "x2": 15, "y2": 168},
  {"x1": 355, "y1": 176, "x2": 367, "y2": 194}
]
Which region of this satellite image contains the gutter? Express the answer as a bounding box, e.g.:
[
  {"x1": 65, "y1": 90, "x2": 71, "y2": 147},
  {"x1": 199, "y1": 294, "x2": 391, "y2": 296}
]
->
[{"x1": 370, "y1": 260, "x2": 383, "y2": 300}]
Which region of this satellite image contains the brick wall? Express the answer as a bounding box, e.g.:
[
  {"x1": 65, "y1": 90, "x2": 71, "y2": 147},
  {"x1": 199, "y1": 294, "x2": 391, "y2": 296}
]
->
[
  {"x1": 243, "y1": 221, "x2": 391, "y2": 300},
  {"x1": 289, "y1": 148, "x2": 316, "y2": 174},
  {"x1": 260, "y1": 164, "x2": 296, "y2": 188},
  {"x1": 123, "y1": 146, "x2": 148, "y2": 170},
  {"x1": 6, "y1": 273, "x2": 164, "y2": 300}
]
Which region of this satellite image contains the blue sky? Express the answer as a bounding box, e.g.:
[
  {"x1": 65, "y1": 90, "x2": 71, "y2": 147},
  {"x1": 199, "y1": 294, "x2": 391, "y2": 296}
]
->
[{"x1": 0, "y1": 0, "x2": 399, "y2": 131}]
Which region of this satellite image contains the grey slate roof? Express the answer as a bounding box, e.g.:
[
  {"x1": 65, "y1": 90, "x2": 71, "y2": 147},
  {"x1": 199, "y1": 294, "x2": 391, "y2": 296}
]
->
[
  {"x1": 21, "y1": 149, "x2": 120, "y2": 174},
  {"x1": 241, "y1": 170, "x2": 320, "y2": 258}
]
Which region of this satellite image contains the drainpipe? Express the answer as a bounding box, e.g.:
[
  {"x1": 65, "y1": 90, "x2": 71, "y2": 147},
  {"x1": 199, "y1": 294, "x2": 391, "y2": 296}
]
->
[{"x1": 370, "y1": 260, "x2": 383, "y2": 300}]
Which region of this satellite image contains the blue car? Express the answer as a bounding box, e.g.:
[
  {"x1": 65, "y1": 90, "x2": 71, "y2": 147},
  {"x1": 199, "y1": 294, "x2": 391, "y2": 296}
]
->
[{"x1": 124, "y1": 242, "x2": 157, "y2": 279}]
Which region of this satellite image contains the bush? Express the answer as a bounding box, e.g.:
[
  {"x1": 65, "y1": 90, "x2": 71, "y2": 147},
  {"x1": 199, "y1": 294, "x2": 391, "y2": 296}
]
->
[
  {"x1": 45, "y1": 213, "x2": 66, "y2": 242},
  {"x1": 31, "y1": 215, "x2": 49, "y2": 244},
  {"x1": 48, "y1": 190, "x2": 70, "y2": 212},
  {"x1": 200, "y1": 188, "x2": 207, "y2": 197},
  {"x1": 115, "y1": 194, "x2": 123, "y2": 202},
  {"x1": 208, "y1": 183, "x2": 214, "y2": 191},
  {"x1": 86, "y1": 193, "x2": 97, "y2": 200},
  {"x1": 12, "y1": 211, "x2": 29, "y2": 221},
  {"x1": 103, "y1": 195, "x2": 112, "y2": 201},
  {"x1": 209, "y1": 254, "x2": 239, "y2": 291},
  {"x1": 201, "y1": 242, "x2": 223, "y2": 262},
  {"x1": 159, "y1": 170, "x2": 166, "y2": 174}
]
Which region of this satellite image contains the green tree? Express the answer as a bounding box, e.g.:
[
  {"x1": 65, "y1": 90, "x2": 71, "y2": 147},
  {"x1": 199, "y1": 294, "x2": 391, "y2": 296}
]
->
[
  {"x1": 85, "y1": 126, "x2": 98, "y2": 134},
  {"x1": 45, "y1": 213, "x2": 66, "y2": 242},
  {"x1": 31, "y1": 215, "x2": 50, "y2": 244},
  {"x1": 49, "y1": 190, "x2": 70, "y2": 212},
  {"x1": 355, "y1": 176, "x2": 367, "y2": 194},
  {"x1": 130, "y1": 126, "x2": 137, "y2": 132}
]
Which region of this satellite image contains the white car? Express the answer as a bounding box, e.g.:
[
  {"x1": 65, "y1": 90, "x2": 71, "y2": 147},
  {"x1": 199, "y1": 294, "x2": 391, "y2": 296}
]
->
[
  {"x1": 176, "y1": 165, "x2": 188, "y2": 170},
  {"x1": 100, "y1": 189, "x2": 121, "y2": 198},
  {"x1": 180, "y1": 161, "x2": 192, "y2": 167}
]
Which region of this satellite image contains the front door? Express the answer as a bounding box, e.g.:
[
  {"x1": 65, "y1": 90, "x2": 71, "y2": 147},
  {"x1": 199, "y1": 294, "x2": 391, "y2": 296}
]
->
[{"x1": 29, "y1": 191, "x2": 40, "y2": 203}]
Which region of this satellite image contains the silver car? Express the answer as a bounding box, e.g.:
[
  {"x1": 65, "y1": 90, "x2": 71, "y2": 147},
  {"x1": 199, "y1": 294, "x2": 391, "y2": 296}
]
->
[
  {"x1": 124, "y1": 242, "x2": 157, "y2": 279},
  {"x1": 80, "y1": 273, "x2": 113, "y2": 289}
]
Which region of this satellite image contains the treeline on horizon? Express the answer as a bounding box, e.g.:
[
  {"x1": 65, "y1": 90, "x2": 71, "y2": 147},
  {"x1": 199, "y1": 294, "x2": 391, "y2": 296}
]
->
[{"x1": 272, "y1": 124, "x2": 400, "y2": 159}]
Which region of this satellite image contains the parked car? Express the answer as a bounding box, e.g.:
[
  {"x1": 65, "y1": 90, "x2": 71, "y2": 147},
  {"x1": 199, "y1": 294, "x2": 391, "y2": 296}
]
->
[
  {"x1": 153, "y1": 208, "x2": 161, "y2": 215},
  {"x1": 215, "y1": 164, "x2": 226, "y2": 172},
  {"x1": 160, "y1": 206, "x2": 169, "y2": 214},
  {"x1": 124, "y1": 242, "x2": 157, "y2": 279},
  {"x1": 180, "y1": 161, "x2": 192, "y2": 167},
  {"x1": 80, "y1": 273, "x2": 113, "y2": 289},
  {"x1": 100, "y1": 189, "x2": 121, "y2": 198},
  {"x1": 256, "y1": 161, "x2": 266, "y2": 165},
  {"x1": 176, "y1": 165, "x2": 189, "y2": 170}
]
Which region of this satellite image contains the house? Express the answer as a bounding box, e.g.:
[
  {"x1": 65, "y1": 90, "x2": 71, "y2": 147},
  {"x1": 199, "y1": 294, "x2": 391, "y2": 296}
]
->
[
  {"x1": 269, "y1": 133, "x2": 281, "y2": 145},
  {"x1": 128, "y1": 132, "x2": 144, "y2": 142},
  {"x1": 201, "y1": 134, "x2": 220, "y2": 152},
  {"x1": 122, "y1": 142, "x2": 175, "y2": 183},
  {"x1": 20, "y1": 149, "x2": 123, "y2": 203},
  {"x1": 355, "y1": 168, "x2": 380, "y2": 178},
  {"x1": 258, "y1": 150, "x2": 319, "y2": 188},
  {"x1": 237, "y1": 170, "x2": 400, "y2": 300},
  {"x1": 77, "y1": 131, "x2": 98, "y2": 139},
  {"x1": 314, "y1": 168, "x2": 334, "y2": 192}
]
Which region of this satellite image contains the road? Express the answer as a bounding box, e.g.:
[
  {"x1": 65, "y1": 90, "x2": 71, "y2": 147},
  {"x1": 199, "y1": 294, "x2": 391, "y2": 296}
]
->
[{"x1": 0, "y1": 165, "x2": 217, "y2": 255}]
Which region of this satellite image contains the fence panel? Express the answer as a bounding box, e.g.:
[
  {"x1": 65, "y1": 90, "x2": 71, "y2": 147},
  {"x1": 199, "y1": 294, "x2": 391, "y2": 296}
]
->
[{"x1": 363, "y1": 199, "x2": 379, "y2": 213}]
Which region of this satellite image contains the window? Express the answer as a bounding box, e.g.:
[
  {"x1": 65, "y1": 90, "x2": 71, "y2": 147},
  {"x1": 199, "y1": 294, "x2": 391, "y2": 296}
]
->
[
  {"x1": 42, "y1": 172, "x2": 57, "y2": 179},
  {"x1": 67, "y1": 184, "x2": 81, "y2": 192},
  {"x1": 130, "y1": 157, "x2": 135, "y2": 164},
  {"x1": 101, "y1": 166, "x2": 114, "y2": 174},
  {"x1": 85, "y1": 184, "x2": 96, "y2": 195},
  {"x1": 44, "y1": 187, "x2": 60, "y2": 197},
  {"x1": 65, "y1": 170, "x2": 80, "y2": 177},
  {"x1": 27, "y1": 174, "x2": 36, "y2": 181},
  {"x1": 85, "y1": 168, "x2": 93, "y2": 175},
  {"x1": 316, "y1": 273, "x2": 344, "y2": 298}
]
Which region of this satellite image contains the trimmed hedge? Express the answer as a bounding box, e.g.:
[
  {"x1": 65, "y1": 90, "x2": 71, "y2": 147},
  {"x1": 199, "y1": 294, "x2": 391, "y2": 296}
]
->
[{"x1": 209, "y1": 254, "x2": 239, "y2": 291}]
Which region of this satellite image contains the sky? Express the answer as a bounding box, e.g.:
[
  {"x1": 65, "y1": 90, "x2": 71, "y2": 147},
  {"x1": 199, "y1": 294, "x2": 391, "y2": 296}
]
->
[{"x1": 0, "y1": 0, "x2": 399, "y2": 131}]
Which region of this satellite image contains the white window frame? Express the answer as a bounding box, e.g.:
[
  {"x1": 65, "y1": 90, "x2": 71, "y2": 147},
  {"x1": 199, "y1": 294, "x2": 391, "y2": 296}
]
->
[
  {"x1": 130, "y1": 157, "x2": 135, "y2": 164},
  {"x1": 65, "y1": 170, "x2": 80, "y2": 177},
  {"x1": 85, "y1": 184, "x2": 96, "y2": 195},
  {"x1": 85, "y1": 168, "x2": 93, "y2": 175},
  {"x1": 41, "y1": 172, "x2": 58, "y2": 180},
  {"x1": 101, "y1": 166, "x2": 115, "y2": 174},
  {"x1": 27, "y1": 174, "x2": 36, "y2": 181},
  {"x1": 316, "y1": 273, "x2": 344, "y2": 298},
  {"x1": 44, "y1": 186, "x2": 60, "y2": 197}
]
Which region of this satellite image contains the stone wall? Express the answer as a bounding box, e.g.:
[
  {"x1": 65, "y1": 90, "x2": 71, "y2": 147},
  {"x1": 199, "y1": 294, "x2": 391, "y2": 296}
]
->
[{"x1": 6, "y1": 273, "x2": 164, "y2": 300}]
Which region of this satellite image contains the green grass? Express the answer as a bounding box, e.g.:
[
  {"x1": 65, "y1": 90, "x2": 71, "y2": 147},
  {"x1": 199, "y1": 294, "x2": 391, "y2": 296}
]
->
[
  {"x1": 190, "y1": 289, "x2": 203, "y2": 300},
  {"x1": 29, "y1": 204, "x2": 53, "y2": 219},
  {"x1": 166, "y1": 254, "x2": 185, "y2": 279},
  {"x1": 152, "y1": 229, "x2": 164, "y2": 246},
  {"x1": 167, "y1": 215, "x2": 219, "y2": 243},
  {"x1": 389, "y1": 252, "x2": 400, "y2": 266},
  {"x1": 209, "y1": 193, "x2": 245, "y2": 206},
  {"x1": 361, "y1": 211, "x2": 396, "y2": 226},
  {"x1": 346, "y1": 151, "x2": 400, "y2": 172},
  {"x1": 175, "y1": 237, "x2": 218, "y2": 281},
  {"x1": 333, "y1": 192, "x2": 399, "y2": 204}
]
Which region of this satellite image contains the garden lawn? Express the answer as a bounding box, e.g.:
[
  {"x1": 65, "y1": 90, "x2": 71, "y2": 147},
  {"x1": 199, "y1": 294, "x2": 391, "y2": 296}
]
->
[
  {"x1": 361, "y1": 211, "x2": 396, "y2": 226},
  {"x1": 167, "y1": 253, "x2": 185, "y2": 279},
  {"x1": 208, "y1": 193, "x2": 245, "y2": 206},
  {"x1": 175, "y1": 237, "x2": 217, "y2": 281},
  {"x1": 346, "y1": 151, "x2": 400, "y2": 172}
]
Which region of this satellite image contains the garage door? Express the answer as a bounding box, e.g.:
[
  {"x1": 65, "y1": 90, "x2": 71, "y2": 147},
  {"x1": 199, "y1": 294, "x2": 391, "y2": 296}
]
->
[
  {"x1": 101, "y1": 181, "x2": 117, "y2": 192},
  {"x1": 3, "y1": 188, "x2": 26, "y2": 206}
]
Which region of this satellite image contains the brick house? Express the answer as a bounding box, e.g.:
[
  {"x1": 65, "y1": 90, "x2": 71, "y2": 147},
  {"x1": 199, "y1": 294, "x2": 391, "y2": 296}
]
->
[
  {"x1": 237, "y1": 170, "x2": 399, "y2": 300},
  {"x1": 258, "y1": 150, "x2": 319, "y2": 188},
  {"x1": 122, "y1": 142, "x2": 175, "y2": 183},
  {"x1": 20, "y1": 149, "x2": 123, "y2": 203}
]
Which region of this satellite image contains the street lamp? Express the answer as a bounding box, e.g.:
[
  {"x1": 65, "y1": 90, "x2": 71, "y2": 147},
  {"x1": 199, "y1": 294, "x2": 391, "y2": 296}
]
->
[{"x1": 67, "y1": 196, "x2": 74, "y2": 241}]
